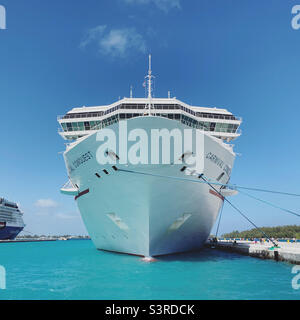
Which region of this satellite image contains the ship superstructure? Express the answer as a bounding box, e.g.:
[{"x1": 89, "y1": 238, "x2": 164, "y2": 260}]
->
[{"x1": 58, "y1": 99, "x2": 241, "y2": 142}]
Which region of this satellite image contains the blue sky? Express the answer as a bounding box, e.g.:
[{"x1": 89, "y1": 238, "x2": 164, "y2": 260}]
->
[{"x1": 0, "y1": 0, "x2": 300, "y2": 235}]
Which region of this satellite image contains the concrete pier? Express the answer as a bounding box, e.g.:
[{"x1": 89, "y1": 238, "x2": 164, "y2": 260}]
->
[{"x1": 206, "y1": 240, "x2": 300, "y2": 264}]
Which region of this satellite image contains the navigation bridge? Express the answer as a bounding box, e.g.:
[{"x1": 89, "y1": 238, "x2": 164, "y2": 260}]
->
[{"x1": 58, "y1": 98, "x2": 242, "y2": 142}]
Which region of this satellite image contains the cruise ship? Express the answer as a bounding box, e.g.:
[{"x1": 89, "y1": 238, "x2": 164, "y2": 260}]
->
[
  {"x1": 58, "y1": 56, "x2": 242, "y2": 257},
  {"x1": 0, "y1": 198, "x2": 25, "y2": 240}
]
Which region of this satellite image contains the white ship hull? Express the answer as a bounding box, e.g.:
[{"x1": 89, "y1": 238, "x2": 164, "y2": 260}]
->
[{"x1": 63, "y1": 117, "x2": 236, "y2": 256}]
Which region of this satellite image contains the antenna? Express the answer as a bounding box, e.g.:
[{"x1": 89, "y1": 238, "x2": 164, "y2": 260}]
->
[
  {"x1": 147, "y1": 54, "x2": 153, "y2": 99},
  {"x1": 145, "y1": 54, "x2": 155, "y2": 115},
  {"x1": 130, "y1": 85, "x2": 133, "y2": 98},
  {"x1": 168, "y1": 91, "x2": 171, "y2": 99}
]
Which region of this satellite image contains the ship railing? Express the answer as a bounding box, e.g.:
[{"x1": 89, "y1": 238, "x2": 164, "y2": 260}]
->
[
  {"x1": 57, "y1": 112, "x2": 243, "y2": 122},
  {"x1": 57, "y1": 114, "x2": 105, "y2": 120},
  {"x1": 58, "y1": 126, "x2": 242, "y2": 135}
]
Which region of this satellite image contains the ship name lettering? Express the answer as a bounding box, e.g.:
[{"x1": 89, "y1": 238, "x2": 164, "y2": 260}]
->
[
  {"x1": 206, "y1": 152, "x2": 231, "y2": 176},
  {"x1": 72, "y1": 151, "x2": 93, "y2": 169},
  {"x1": 206, "y1": 152, "x2": 224, "y2": 169}
]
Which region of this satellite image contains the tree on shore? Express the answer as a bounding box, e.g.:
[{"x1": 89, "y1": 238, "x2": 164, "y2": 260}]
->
[{"x1": 222, "y1": 225, "x2": 300, "y2": 239}]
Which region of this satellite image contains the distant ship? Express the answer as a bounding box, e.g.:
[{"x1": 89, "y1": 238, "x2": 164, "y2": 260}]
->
[
  {"x1": 0, "y1": 198, "x2": 25, "y2": 240},
  {"x1": 58, "y1": 56, "x2": 242, "y2": 257}
]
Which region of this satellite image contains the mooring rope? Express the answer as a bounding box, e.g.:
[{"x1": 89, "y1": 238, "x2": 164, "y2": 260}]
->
[
  {"x1": 21, "y1": 230, "x2": 35, "y2": 235},
  {"x1": 119, "y1": 168, "x2": 300, "y2": 197},
  {"x1": 225, "y1": 185, "x2": 300, "y2": 198},
  {"x1": 198, "y1": 174, "x2": 278, "y2": 246},
  {"x1": 117, "y1": 168, "x2": 298, "y2": 243},
  {"x1": 238, "y1": 189, "x2": 300, "y2": 218},
  {"x1": 197, "y1": 178, "x2": 300, "y2": 198},
  {"x1": 200, "y1": 174, "x2": 300, "y2": 219},
  {"x1": 118, "y1": 168, "x2": 300, "y2": 197},
  {"x1": 215, "y1": 201, "x2": 224, "y2": 239}
]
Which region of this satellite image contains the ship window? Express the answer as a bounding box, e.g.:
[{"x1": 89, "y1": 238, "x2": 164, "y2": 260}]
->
[
  {"x1": 180, "y1": 166, "x2": 187, "y2": 172},
  {"x1": 103, "y1": 169, "x2": 109, "y2": 175},
  {"x1": 216, "y1": 172, "x2": 225, "y2": 181},
  {"x1": 84, "y1": 122, "x2": 90, "y2": 130},
  {"x1": 4, "y1": 203, "x2": 18, "y2": 209},
  {"x1": 95, "y1": 173, "x2": 101, "y2": 178},
  {"x1": 210, "y1": 122, "x2": 216, "y2": 132},
  {"x1": 78, "y1": 122, "x2": 84, "y2": 131},
  {"x1": 70, "y1": 122, "x2": 75, "y2": 131},
  {"x1": 112, "y1": 166, "x2": 118, "y2": 171},
  {"x1": 66, "y1": 123, "x2": 73, "y2": 131},
  {"x1": 215, "y1": 123, "x2": 222, "y2": 131}
]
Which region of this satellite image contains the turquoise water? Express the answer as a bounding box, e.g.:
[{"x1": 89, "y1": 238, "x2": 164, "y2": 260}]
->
[{"x1": 0, "y1": 240, "x2": 299, "y2": 300}]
